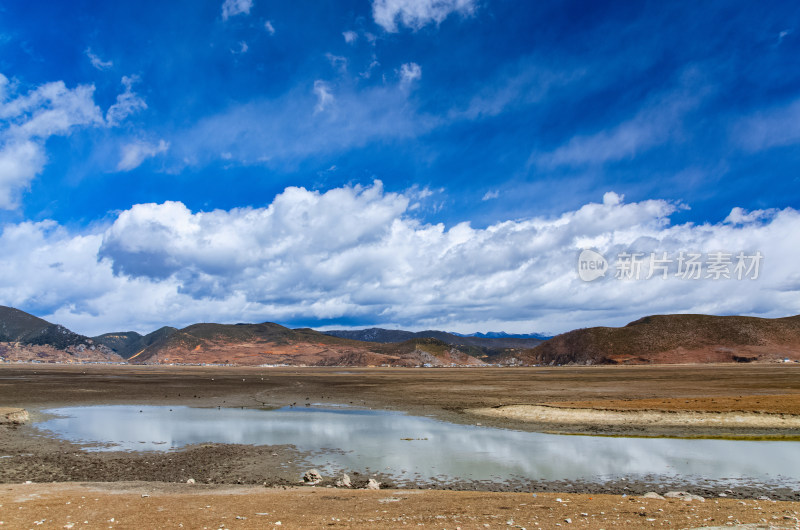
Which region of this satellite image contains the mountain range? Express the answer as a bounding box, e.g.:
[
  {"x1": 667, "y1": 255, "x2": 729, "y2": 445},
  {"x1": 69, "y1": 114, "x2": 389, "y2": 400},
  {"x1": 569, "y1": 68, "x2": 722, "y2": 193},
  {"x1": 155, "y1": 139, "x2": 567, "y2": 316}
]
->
[
  {"x1": 0, "y1": 305, "x2": 798, "y2": 366},
  {"x1": 322, "y1": 328, "x2": 547, "y2": 349}
]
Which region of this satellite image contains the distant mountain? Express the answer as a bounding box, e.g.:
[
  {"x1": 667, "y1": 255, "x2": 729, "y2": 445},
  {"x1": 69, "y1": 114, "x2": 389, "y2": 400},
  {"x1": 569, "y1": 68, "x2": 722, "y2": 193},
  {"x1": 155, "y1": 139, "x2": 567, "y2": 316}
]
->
[
  {"x1": 520, "y1": 314, "x2": 800, "y2": 366},
  {"x1": 323, "y1": 328, "x2": 546, "y2": 349},
  {"x1": 461, "y1": 331, "x2": 553, "y2": 340},
  {"x1": 0, "y1": 306, "x2": 121, "y2": 363},
  {"x1": 322, "y1": 328, "x2": 416, "y2": 343},
  {"x1": 94, "y1": 326, "x2": 178, "y2": 359}
]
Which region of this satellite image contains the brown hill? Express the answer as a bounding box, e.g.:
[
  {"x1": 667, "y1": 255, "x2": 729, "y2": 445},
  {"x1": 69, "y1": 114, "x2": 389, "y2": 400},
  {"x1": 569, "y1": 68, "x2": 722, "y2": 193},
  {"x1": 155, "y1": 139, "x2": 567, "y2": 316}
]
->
[
  {"x1": 523, "y1": 314, "x2": 800, "y2": 365},
  {"x1": 127, "y1": 322, "x2": 486, "y2": 367},
  {"x1": 0, "y1": 306, "x2": 122, "y2": 364}
]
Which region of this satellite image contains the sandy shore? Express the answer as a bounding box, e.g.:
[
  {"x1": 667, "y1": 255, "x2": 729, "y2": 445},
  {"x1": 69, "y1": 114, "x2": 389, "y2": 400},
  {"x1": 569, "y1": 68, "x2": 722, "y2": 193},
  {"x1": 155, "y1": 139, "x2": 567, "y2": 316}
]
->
[
  {"x1": 471, "y1": 404, "x2": 800, "y2": 431},
  {"x1": 1, "y1": 482, "x2": 798, "y2": 529}
]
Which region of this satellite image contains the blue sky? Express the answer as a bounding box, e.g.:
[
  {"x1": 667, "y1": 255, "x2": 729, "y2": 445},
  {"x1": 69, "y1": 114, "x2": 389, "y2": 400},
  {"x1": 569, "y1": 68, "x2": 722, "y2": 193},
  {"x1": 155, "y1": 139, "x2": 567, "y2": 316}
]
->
[{"x1": 1, "y1": 0, "x2": 799, "y2": 335}]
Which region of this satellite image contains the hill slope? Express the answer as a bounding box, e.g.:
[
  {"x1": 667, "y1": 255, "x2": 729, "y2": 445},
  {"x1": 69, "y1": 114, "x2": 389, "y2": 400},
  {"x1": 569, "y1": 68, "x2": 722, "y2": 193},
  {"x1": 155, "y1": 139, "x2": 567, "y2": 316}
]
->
[
  {"x1": 0, "y1": 306, "x2": 122, "y2": 363},
  {"x1": 524, "y1": 314, "x2": 800, "y2": 365},
  {"x1": 93, "y1": 327, "x2": 178, "y2": 359}
]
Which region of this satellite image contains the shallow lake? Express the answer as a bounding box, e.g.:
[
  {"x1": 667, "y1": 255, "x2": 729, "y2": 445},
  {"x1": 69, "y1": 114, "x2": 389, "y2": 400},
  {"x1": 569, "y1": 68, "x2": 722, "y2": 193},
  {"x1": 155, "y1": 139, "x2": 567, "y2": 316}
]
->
[{"x1": 35, "y1": 405, "x2": 800, "y2": 487}]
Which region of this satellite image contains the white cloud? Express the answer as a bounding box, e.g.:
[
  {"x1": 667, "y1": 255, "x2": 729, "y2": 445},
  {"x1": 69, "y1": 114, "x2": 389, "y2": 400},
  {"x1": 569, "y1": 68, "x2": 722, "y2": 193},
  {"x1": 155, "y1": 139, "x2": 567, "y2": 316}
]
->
[
  {"x1": 325, "y1": 53, "x2": 347, "y2": 73},
  {"x1": 0, "y1": 141, "x2": 45, "y2": 209},
  {"x1": 734, "y1": 98, "x2": 800, "y2": 152},
  {"x1": 536, "y1": 78, "x2": 706, "y2": 168},
  {"x1": 0, "y1": 77, "x2": 104, "y2": 209},
  {"x1": 235, "y1": 41, "x2": 249, "y2": 54},
  {"x1": 313, "y1": 80, "x2": 334, "y2": 113},
  {"x1": 372, "y1": 0, "x2": 477, "y2": 32},
  {"x1": 117, "y1": 139, "x2": 169, "y2": 171},
  {"x1": 0, "y1": 184, "x2": 798, "y2": 336},
  {"x1": 482, "y1": 190, "x2": 499, "y2": 201},
  {"x1": 105, "y1": 76, "x2": 147, "y2": 126},
  {"x1": 172, "y1": 80, "x2": 432, "y2": 167},
  {"x1": 399, "y1": 62, "x2": 422, "y2": 87},
  {"x1": 343, "y1": 30, "x2": 358, "y2": 44},
  {"x1": 448, "y1": 58, "x2": 586, "y2": 121},
  {"x1": 264, "y1": 20, "x2": 275, "y2": 35},
  {"x1": 221, "y1": 0, "x2": 253, "y2": 20},
  {"x1": 0, "y1": 74, "x2": 9, "y2": 102},
  {"x1": 84, "y1": 48, "x2": 113, "y2": 71},
  {"x1": 360, "y1": 60, "x2": 380, "y2": 79}
]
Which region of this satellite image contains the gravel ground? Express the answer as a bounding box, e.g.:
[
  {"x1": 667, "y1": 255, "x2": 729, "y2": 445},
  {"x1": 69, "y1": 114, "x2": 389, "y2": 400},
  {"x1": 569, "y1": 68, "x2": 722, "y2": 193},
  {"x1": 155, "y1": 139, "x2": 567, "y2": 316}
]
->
[{"x1": 1, "y1": 483, "x2": 799, "y2": 529}]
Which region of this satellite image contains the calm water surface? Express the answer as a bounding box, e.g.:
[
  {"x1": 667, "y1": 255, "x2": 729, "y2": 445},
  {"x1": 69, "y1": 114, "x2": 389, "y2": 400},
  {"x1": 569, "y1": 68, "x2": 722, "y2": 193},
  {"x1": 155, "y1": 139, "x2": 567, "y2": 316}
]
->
[{"x1": 35, "y1": 405, "x2": 800, "y2": 486}]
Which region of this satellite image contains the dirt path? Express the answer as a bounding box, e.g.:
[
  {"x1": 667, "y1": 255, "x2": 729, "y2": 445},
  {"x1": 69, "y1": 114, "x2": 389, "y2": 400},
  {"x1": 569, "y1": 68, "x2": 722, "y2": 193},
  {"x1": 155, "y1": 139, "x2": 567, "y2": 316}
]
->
[{"x1": 1, "y1": 482, "x2": 798, "y2": 529}]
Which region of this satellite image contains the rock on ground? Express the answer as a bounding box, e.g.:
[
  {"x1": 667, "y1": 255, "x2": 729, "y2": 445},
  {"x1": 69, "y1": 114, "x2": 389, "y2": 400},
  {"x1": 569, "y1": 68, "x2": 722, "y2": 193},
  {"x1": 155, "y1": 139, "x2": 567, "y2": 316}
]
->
[
  {"x1": 664, "y1": 491, "x2": 705, "y2": 501},
  {"x1": 642, "y1": 492, "x2": 666, "y2": 500},
  {"x1": 335, "y1": 473, "x2": 352, "y2": 488},
  {"x1": 303, "y1": 469, "x2": 323, "y2": 485},
  {"x1": 0, "y1": 408, "x2": 29, "y2": 425}
]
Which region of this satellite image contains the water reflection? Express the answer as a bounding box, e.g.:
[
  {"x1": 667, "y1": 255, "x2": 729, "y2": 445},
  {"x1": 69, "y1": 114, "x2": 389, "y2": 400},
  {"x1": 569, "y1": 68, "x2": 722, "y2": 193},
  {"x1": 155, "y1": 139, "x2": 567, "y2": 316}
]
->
[{"x1": 36, "y1": 405, "x2": 800, "y2": 485}]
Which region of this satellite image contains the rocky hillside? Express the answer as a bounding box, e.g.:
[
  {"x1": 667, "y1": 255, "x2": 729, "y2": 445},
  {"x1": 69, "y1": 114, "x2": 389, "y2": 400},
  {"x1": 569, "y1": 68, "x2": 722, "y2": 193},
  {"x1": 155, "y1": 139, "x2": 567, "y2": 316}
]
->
[
  {"x1": 523, "y1": 314, "x2": 800, "y2": 365},
  {"x1": 0, "y1": 306, "x2": 122, "y2": 363}
]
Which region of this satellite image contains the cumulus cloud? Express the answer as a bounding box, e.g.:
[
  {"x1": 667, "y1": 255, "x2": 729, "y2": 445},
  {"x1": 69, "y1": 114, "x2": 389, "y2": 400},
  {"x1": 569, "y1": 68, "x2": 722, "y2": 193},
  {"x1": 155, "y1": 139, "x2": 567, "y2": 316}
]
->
[
  {"x1": 372, "y1": 0, "x2": 476, "y2": 32},
  {"x1": 105, "y1": 76, "x2": 147, "y2": 126},
  {"x1": 482, "y1": 190, "x2": 499, "y2": 201},
  {"x1": 313, "y1": 80, "x2": 334, "y2": 113},
  {"x1": 0, "y1": 141, "x2": 45, "y2": 208},
  {"x1": 0, "y1": 183, "x2": 798, "y2": 336},
  {"x1": 84, "y1": 48, "x2": 113, "y2": 71},
  {"x1": 264, "y1": 20, "x2": 275, "y2": 35},
  {"x1": 117, "y1": 139, "x2": 169, "y2": 171},
  {"x1": 221, "y1": 0, "x2": 253, "y2": 20},
  {"x1": 399, "y1": 62, "x2": 422, "y2": 87},
  {"x1": 0, "y1": 75, "x2": 104, "y2": 209}
]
